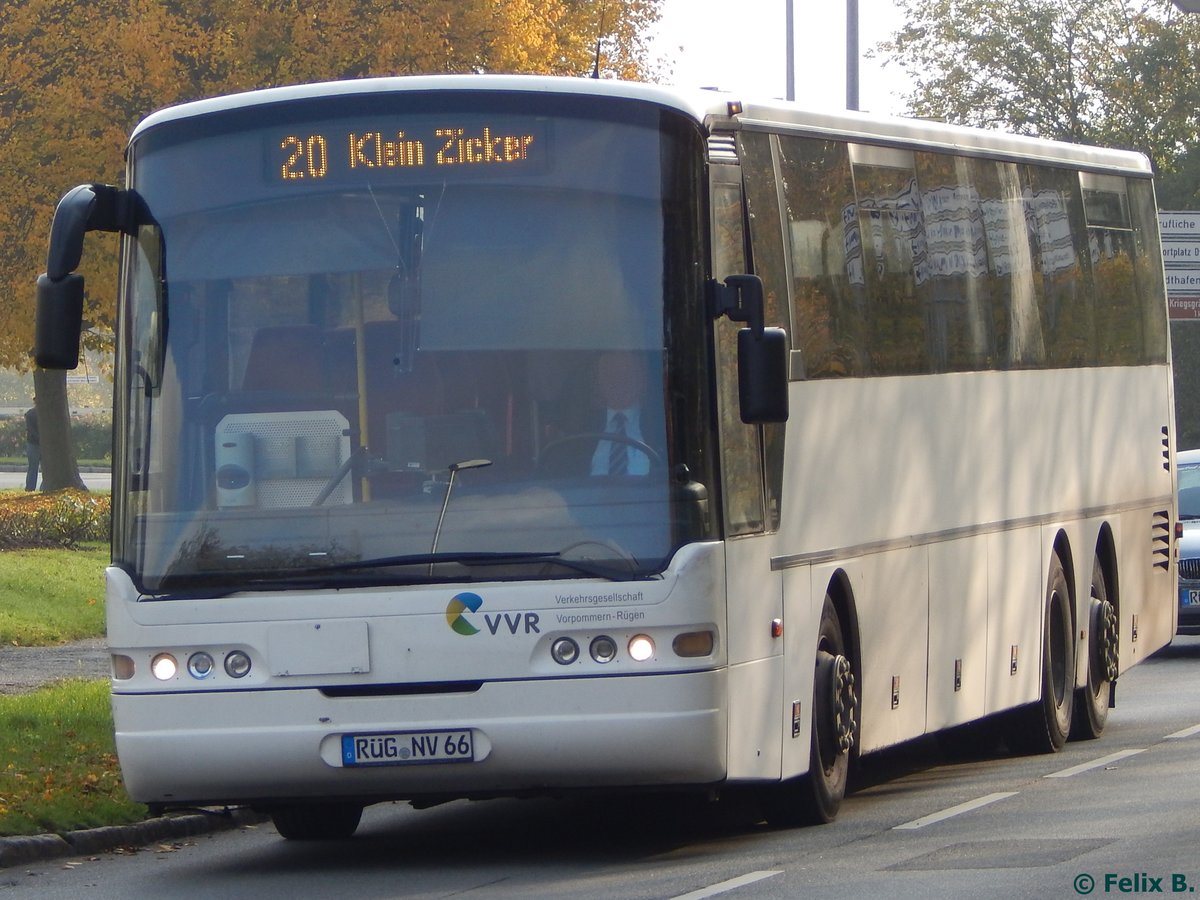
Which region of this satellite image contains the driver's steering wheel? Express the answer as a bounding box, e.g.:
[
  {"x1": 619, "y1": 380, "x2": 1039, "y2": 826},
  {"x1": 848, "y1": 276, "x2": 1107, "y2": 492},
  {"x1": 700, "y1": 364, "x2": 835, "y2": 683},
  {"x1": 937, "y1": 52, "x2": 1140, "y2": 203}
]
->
[{"x1": 537, "y1": 431, "x2": 662, "y2": 475}]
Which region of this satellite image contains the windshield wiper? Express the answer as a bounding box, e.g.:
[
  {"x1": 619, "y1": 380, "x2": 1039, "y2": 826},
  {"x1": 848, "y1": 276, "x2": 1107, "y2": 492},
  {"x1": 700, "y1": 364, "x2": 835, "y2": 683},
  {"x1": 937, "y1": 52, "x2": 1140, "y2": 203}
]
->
[
  {"x1": 139, "y1": 550, "x2": 648, "y2": 600},
  {"x1": 314, "y1": 550, "x2": 643, "y2": 581},
  {"x1": 141, "y1": 560, "x2": 488, "y2": 600},
  {"x1": 318, "y1": 550, "x2": 559, "y2": 572}
]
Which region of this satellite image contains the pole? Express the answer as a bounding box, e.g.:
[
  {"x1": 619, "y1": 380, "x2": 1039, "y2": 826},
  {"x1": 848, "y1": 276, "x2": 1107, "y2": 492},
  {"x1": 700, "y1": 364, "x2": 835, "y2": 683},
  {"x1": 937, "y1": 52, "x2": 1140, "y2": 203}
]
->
[
  {"x1": 786, "y1": 0, "x2": 795, "y2": 101},
  {"x1": 846, "y1": 0, "x2": 860, "y2": 110}
]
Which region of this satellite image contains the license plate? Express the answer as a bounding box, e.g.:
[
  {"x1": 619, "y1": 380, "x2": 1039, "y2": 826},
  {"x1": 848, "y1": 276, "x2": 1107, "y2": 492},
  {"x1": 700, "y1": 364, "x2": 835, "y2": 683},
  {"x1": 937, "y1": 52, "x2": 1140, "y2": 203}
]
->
[
  {"x1": 1185, "y1": 589, "x2": 1200, "y2": 607},
  {"x1": 341, "y1": 729, "x2": 474, "y2": 767}
]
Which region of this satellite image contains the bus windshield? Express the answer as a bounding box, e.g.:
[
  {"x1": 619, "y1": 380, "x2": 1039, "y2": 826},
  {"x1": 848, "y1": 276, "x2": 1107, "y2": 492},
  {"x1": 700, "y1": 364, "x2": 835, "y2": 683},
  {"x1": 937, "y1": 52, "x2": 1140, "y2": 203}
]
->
[{"x1": 114, "y1": 92, "x2": 712, "y2": 593}]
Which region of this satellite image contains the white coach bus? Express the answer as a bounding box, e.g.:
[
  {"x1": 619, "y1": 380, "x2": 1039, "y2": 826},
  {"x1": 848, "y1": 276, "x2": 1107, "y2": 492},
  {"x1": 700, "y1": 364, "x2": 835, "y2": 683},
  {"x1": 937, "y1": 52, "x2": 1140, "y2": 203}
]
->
[{"x1": 34, "y1": 75, "x2": 1176, "y2": 838}]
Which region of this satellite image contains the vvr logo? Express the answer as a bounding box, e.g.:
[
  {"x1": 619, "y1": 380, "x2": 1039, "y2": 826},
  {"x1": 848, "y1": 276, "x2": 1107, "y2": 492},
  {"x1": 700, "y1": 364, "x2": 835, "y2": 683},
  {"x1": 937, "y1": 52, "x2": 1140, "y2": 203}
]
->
[
  {"x1": 446, "y1": 592, "x2": 482, "y2": 635},
  {"x1": 445, "y1": 592, "x2": 541, "y2": 636}
]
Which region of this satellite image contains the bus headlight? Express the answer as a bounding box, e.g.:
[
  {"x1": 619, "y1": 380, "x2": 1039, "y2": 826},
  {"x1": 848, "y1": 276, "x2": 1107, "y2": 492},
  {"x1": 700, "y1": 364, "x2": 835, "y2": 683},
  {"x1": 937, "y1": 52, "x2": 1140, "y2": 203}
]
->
[
  {"x1": 187, "y1": 652, "x2": 215, "y2": 679},
  {"x1": 550, "y1": 637, "x2": 580, "y2": 665},
  {"x1": 224, "y1": 650, "x2": 252, "y2": 678},
  {"x1": 589, "y1": 635, "x2": 618, "y2": 664},
  {"x1": 628, "y1": 634, "x2": 655, "y2": 662},
  {"x1": 151, "y1": 653, "x2": 178, "y2": 681}
]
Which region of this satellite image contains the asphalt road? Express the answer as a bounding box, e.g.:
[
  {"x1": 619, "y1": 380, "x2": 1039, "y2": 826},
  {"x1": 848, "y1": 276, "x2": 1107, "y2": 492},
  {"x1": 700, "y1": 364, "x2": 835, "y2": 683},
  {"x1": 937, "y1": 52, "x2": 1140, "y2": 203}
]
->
[
  {"x1": 0, "y1": 470, "x2": 110, "y2": 491},
  {"x1": 4, "y1": 635, "x2": 1200, "y2": 899}
]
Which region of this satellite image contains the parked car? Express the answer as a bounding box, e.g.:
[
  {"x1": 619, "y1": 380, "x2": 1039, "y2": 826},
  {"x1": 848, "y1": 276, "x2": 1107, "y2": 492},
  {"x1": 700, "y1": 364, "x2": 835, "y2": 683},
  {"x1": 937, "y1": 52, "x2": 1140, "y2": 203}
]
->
[{"x1": 1178, "y1": 449, "x2": 1200, "y2": 634}]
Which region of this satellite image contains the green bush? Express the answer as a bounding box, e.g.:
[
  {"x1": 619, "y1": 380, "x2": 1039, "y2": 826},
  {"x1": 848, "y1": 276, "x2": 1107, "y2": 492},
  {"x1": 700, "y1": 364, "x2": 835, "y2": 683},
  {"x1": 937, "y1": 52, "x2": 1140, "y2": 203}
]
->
[
  {"x1": 0, "y1": 414, "x2": 26, "y2": 456},
  {"x1": 0, "y1": 413, "x2": 112, "y2": 462},
  {"x1": 0, "y1": 490, "x2": 111, "y2": 549}
]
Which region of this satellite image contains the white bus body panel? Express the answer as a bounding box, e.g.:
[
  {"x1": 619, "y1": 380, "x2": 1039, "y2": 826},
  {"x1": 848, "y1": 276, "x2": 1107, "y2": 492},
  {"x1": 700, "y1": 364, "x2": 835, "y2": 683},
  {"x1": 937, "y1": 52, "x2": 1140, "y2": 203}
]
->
[
  {"x1": 985, "y1": 528, "x2": 1043, "y2": 714},
  {"x1": 928, "y1": 535, "x2": 989, "y2": 731},
  {"x1": 107, "y1": 544, "x2": 731, "y2": 804},
  {"x1": 724, "y1": 535, "x2": 784, "y2": 780},
  {"x1": 773, "y1": 364, "x2": 1174, "y2": 756},
  {"x1": 114, "y1": 671, "x2": 727, "y2": 803}
]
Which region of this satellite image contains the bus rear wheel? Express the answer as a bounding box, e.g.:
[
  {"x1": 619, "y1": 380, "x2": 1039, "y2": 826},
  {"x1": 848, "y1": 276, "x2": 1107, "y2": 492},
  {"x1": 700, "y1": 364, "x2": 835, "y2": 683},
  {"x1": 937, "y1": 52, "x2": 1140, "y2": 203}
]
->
[
  {"x1": 271, "y1": 802, "x2": 364, "y2": 840},
  {"x1": 1072, "y1": 556, "x2": 1117, "y2": 740},
  {"x1": 1009, "y1": 552, "x2": 1074, "y2": 754},
  {"x1": 763, "y1": 595, "x2": 857, "y2": 826}
]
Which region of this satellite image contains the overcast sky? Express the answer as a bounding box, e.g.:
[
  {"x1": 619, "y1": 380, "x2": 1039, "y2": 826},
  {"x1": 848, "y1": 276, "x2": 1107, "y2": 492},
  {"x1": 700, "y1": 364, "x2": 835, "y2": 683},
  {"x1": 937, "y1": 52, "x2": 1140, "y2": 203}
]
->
[{"x1": 651, "y1": 0, "x2": 912, "y2": 115}]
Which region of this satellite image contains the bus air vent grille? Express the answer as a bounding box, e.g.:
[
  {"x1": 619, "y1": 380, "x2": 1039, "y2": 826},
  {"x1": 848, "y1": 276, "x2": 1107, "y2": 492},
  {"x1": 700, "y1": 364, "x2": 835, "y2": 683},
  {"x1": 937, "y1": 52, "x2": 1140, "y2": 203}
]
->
[{"x1": 707, "y1": 134, "x2": 738, "y2": 163}]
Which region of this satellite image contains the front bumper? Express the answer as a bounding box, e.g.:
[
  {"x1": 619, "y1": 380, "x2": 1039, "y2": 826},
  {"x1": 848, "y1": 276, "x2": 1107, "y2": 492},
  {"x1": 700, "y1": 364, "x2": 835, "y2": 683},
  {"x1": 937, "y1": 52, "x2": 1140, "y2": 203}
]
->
[{"x1": 113, "y1": 669, "x2": 726, "y2": 806}]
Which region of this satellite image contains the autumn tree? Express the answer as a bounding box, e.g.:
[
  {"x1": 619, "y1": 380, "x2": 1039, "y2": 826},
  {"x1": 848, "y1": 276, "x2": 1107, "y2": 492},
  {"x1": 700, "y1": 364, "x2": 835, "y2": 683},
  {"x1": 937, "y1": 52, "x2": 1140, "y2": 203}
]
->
[
  {"x1": 0, "y1": 0, "x2": 663, "y2": 488},
  {"x1": 877, "y1": 0, "x2": 1200, "y2": 169}
]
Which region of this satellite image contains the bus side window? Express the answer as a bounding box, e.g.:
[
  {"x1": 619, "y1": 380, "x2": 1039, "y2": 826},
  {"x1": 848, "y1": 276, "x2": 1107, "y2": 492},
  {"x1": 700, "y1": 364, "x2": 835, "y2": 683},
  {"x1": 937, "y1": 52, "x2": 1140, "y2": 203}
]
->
[
  {"x1": 773, "y1": 134, "x2": 865, "y2": 378},
  {"x1": 710, "y1": 170, "x2": 766, "y2": 535}
]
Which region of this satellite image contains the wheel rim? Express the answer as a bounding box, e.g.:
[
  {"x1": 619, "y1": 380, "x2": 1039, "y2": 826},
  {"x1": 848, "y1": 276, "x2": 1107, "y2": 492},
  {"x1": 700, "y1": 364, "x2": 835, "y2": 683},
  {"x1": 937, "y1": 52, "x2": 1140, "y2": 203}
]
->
[
  {"x1": 815, "y1": 650, "x2": 857, "y2": 768},
  {"x1": 1091, "y1": 595, "x2": 1119, "y2": 685}
]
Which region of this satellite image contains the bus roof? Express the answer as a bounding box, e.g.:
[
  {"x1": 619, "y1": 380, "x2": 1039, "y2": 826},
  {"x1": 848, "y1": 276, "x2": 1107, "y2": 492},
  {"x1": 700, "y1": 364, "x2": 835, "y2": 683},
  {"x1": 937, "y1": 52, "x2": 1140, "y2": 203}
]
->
[
  {"x1": 130, "y1": 74, "x2": 1151, "y2": 176},
  {"x1": 128, "y1": 75, "x2": 729, "y2": 141},
  {"x1": 735, "y1": 101, "x2": 1152, "y2": 175}
]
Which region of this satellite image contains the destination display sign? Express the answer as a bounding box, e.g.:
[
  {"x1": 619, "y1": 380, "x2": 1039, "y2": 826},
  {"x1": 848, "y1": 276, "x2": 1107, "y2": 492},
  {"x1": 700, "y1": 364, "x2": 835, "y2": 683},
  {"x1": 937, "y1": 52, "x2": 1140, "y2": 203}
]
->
[{"x1": 273, "y1": 119, "x2": 544, "y2": 183}]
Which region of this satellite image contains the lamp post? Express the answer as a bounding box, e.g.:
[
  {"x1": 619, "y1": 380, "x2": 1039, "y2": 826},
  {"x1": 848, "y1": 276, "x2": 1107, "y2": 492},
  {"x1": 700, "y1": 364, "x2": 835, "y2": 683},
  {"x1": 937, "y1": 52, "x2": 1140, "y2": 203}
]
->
[
  {"x1": 786, "y1": 0, "x2": 795, "y2": 101},
  {"x1": 786, "y1": 0, "x2": 861, "y2": 108},
  {"x1": 847, "y1": 0, "x2": 860, "y2": 110}
]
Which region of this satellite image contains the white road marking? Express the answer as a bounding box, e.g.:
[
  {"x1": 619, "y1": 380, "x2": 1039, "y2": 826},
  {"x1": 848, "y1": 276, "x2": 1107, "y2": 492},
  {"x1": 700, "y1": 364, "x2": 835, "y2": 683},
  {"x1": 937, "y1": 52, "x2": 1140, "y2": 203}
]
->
[
  {"x1": 893, "y1": 791, "x2": 1018, "y2": 830},
  {"x1": 1165, "y1": 723, "x2": 1200, "y2": 740},
  {"x1": 671, "y1": 869, "x2": 785, "y2": 900},
  {"x1": 1044, "y1": 748, "x2": 1145, "y2": 778}
]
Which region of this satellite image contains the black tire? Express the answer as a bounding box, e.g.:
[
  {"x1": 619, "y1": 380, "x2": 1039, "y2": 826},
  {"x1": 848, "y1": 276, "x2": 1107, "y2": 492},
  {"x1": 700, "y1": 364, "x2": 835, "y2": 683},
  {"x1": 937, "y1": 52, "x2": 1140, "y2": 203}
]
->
[
  {"x1": 271, "y1": 802, "x2": 364, "y2": 840},
  {"x1": 1008, "y1": 552, "x2": 1074, "y2": 754},
  {"x1": 763, "y1": 595, "x2": 857, "y2": 826},
  {"x1": 1072, "y1": 555, "x2": 1117, "y2": 740}
]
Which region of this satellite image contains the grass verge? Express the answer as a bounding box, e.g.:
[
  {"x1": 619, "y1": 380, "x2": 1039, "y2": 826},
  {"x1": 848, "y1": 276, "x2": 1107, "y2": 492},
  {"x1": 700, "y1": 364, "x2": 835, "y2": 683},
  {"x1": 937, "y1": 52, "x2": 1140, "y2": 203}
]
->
[
  {"x1": 0, "y1": 492, "x2": 144, "y2": 839},
  {"x1": 0, "y1": 679, "x2": 147, "y2": 836},
  {"x1": 0, "y1": 543, "x2": 108, "y2": 646}
]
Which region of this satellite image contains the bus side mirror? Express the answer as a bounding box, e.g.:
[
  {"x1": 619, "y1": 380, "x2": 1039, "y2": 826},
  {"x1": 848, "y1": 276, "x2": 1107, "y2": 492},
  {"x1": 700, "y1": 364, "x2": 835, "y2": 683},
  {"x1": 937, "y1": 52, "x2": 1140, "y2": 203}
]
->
[
  {"x1": 35, "y1": 273, "x2": 85, "y2": 370},
  {"x1": 738, "y1": 327, "x2": 788, "y2": 423},
  {"x1": 709, "y1": 274, "x2": 789, "y2": 424},
  {"x1": 34, "y1": 183, "x2": 128, "y2": 370}
]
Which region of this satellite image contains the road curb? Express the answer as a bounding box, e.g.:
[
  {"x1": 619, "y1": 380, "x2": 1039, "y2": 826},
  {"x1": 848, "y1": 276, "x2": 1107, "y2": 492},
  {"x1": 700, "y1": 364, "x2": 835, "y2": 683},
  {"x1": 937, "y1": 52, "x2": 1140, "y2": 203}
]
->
[{"x1": 0, "y1": 807, "x2": 265, "y2": 868}]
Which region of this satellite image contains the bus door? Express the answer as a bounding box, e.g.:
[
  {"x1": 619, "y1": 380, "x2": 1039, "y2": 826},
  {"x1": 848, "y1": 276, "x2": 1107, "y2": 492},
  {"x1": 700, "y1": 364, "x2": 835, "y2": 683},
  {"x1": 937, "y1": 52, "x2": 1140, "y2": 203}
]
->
[{"x1": 709, "y1": 159, "x2": 786, "y2": 780}]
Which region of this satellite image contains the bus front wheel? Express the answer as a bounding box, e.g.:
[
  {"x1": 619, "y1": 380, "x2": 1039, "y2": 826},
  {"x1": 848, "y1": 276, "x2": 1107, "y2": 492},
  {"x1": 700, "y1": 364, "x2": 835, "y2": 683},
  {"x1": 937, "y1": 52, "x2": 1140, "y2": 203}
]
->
[
  {"x1": 763, "y1": 595, "x2": 857, "y2": 826},
  {"x1": 271, "y1": 802, "x2": 364, "y2": 840}
]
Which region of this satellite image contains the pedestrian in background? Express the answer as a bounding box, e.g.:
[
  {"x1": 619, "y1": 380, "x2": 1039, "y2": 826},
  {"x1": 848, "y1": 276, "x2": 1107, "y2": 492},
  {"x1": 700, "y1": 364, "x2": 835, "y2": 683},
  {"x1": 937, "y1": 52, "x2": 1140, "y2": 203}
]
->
[{"x1": 24, "y1": 404, "x2": 39, "y2": 491}]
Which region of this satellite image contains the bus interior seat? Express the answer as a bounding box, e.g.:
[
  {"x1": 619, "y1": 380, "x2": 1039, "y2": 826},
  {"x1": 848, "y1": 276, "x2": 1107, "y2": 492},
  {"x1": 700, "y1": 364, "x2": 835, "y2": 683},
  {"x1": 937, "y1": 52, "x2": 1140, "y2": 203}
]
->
[
  {"x1": 242, "y1": 324, "x2": 325, "y2": 392},
  {"x1": 437, "y1": 350, "x2": 515, "y2": 458}
]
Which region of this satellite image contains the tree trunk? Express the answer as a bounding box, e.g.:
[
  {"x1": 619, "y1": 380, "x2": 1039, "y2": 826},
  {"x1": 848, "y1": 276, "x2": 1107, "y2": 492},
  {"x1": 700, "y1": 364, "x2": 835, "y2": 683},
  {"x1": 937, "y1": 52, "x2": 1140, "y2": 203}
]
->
[{"x1": 33, "y1": 368, "x2": 87, "y2": 492}]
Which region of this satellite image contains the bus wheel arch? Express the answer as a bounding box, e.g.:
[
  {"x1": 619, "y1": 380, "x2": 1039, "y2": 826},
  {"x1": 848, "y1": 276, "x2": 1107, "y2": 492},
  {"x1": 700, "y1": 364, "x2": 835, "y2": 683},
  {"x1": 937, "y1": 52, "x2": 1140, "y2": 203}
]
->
[
  {"x1": 763, "y1": 572, "x2": 860, "y2": 827},
  {"x1": 825, "y1": 572, "x2": 862, "y2": 765},
  {"x1": 1009, "y1": 538, "x2": 1076, "y2": 754},
  {"x1": 1072, "y1": 528, "x2": 1119, "y2": 740}
]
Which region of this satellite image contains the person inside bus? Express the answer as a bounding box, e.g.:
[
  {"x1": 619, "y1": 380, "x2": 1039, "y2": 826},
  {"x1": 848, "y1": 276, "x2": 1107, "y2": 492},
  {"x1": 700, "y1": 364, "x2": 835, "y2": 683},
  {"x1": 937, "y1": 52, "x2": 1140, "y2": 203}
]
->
[
  {"x1": 538, "y1": 350, "x2": 664, "y2": 477},
  {"x1": 588, "y1": 350, "x2": 656, "y2": 476}
]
